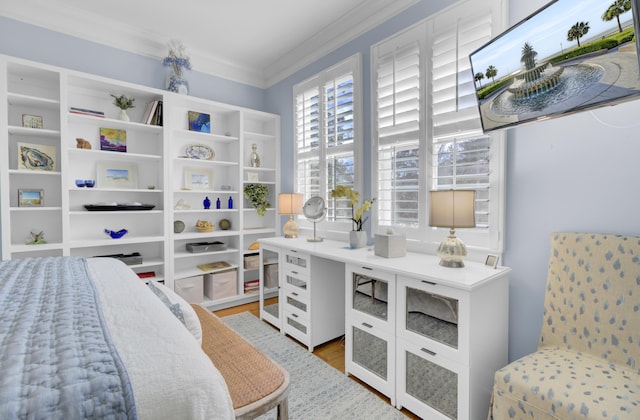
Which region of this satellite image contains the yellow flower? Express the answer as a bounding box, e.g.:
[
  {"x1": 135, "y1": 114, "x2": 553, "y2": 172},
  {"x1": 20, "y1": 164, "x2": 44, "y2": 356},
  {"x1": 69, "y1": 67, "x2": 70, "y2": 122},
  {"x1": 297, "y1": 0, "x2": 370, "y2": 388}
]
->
[{"x1": 330, "y1": 185, "x2": 376, "y2": 231}]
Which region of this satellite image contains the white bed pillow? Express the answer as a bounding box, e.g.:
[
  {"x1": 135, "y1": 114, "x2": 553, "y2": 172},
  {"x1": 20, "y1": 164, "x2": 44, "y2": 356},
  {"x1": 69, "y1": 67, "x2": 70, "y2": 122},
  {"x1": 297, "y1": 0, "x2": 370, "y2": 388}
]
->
[{"x1": 149, "y1": 280, "x2": 203, "y2": 345}]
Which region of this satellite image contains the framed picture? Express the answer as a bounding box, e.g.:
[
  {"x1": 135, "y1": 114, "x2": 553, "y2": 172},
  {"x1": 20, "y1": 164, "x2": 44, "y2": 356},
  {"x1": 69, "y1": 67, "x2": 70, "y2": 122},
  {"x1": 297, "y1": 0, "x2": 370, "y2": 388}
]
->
[
  {"x1": 100, "y1": 127, "x2": 127, "y2": 152},
  {"x1": 485, "y1": 254, "x2": 499, "y2": 269},
  {"x1": 188, "y1": 111, "x2": 211, "y2": 133},
  {"x1": 97, "y1": 161, "x2": 138, "y2": 189},
  {"x1": 22, "y1": 114, "x2": 43, "y2": 129},
  {"x1": 184, "y1": 167, "x2": 213, "y2": 190},
  {"x1": 18, "y1": 189, "x2": 44, "y2": 207},
  {"x1": 247, "y1": 172, "x2": 259, "y2": 182},
  {"x1": 17, "y1": 142, "x2": 56, "y2": 171}
]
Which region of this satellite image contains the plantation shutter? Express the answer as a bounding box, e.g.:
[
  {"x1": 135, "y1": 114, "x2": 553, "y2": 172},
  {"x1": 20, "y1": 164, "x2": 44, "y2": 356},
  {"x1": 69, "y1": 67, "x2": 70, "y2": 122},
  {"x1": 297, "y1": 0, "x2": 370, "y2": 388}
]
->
[
  {"x1": 430, "y1": 5, "x2": 496, "y2": 229},
  {"x1": 294, "y1": 56, "x2": 360, "y2": 226},
  {"x1": 375, "y1": 35, "x2": 422, "y2": 228}
]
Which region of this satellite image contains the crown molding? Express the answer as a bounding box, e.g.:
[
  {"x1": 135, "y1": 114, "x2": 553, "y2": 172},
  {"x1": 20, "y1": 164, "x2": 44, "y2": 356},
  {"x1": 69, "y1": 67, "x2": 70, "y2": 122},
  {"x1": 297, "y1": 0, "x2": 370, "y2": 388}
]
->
[
  {"x1": 2, "y1": 0, "x2": 420, "y2": 89},
  {"x1": 263, "y1": 0, "x2": 421, "y2": 87}
]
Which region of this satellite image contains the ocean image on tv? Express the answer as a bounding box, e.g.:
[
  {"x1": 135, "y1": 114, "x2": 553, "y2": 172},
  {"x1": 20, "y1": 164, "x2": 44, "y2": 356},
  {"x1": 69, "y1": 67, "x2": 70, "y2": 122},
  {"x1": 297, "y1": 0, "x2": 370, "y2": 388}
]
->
[{"x1": 470, "y1": 0, "x2": 640, "y2": 131}]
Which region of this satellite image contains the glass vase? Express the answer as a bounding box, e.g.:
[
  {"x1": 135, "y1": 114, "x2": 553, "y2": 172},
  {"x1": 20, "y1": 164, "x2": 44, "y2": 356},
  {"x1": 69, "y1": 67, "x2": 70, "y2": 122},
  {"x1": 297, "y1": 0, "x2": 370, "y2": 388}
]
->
[{"x1": 167, "y1": 71, "x2": 189, "y2": 95}]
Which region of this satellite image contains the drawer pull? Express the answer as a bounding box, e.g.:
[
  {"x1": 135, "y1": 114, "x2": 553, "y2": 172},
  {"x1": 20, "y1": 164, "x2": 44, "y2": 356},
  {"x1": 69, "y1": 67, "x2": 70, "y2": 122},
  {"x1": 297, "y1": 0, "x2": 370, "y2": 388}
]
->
[
  {"x1": 361, "y1": 322, "x2": 373, "y2": 329},
  {"x1": 421, "y1": 280, "x2": 437, "y2": 286},
  {"x1": 292, "y1": 292, "x2": 298, "y2": 297},
  {"x1": 361, "y1": 266, "x2": 373, "y2": 271},
  {"x1": 291, "y1": 271, "x2": 298, "y2": 275},
  {"x1": 420, "y1": 348, "x2": 436, "y2": 356},
  {"x1": 291, "y1": 313, "x2": 298, "y2": 318}
]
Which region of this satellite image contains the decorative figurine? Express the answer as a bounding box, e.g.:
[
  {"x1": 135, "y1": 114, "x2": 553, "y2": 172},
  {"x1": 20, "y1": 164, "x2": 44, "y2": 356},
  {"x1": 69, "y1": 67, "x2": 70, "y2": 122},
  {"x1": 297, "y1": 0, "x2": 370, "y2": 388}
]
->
[
  {"x1": 76, "y1": 138, "x2": 91, "y2": 149},
  {"x1": 249, "y1": 143, "x2": 261, "y2": 167},
  {"x1": 203, "y1": 196, "x2": 211, "y2": 209},
  {"x1": 26, "y1": 230, "x2": 47, "y2": 245},
  {"x1": 104, "y1": 229, "x2": 128, "y2": 239}
]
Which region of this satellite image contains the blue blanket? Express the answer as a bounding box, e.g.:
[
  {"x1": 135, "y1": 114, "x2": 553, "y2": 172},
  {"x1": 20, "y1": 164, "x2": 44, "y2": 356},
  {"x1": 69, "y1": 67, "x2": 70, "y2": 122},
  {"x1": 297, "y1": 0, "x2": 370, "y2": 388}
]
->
[{"x1": 0, "y1": 257, "x2": 137, "y2": 419}]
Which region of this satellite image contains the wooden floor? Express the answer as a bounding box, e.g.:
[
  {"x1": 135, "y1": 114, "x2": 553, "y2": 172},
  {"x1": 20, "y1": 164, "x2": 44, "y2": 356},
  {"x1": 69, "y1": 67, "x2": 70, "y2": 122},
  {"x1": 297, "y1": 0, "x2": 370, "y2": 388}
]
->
[{"x1": 215, "y1": 299, "x2": 420, "y2": 420}]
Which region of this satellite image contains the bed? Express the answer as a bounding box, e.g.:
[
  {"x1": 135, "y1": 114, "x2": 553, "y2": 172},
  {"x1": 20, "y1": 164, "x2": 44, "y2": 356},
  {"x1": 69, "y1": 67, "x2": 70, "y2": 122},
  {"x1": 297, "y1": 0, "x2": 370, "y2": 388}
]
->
[{"x1": 0, "y1": 256, "x2": 234, "y2": 419}]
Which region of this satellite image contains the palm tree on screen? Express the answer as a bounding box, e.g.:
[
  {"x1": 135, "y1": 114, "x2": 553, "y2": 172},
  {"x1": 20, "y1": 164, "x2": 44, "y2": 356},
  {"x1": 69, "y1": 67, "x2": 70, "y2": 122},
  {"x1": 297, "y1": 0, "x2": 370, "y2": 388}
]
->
[
  {"x1": 485, "y1": 65, "x2": 498, "y2": 84},
  {"x1": 602, "y1": 0, "x2": 632, "y2": 33},
  {"x1": 474, "y1": 72, "x2": 485, "y2": 88},
  {"x1": 567, "y1": 21, "x2": 590, "y2": 47},
  {"x1": 521, "y1": 42, "x2": 538, "y2": 70}
]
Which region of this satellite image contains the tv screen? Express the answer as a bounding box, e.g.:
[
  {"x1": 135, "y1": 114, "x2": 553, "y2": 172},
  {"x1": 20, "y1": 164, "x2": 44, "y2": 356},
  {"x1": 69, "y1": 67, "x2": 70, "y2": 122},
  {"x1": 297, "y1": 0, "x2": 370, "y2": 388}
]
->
[{"x1": 469, "y1": 0, "x2": 640, "y2": 132}]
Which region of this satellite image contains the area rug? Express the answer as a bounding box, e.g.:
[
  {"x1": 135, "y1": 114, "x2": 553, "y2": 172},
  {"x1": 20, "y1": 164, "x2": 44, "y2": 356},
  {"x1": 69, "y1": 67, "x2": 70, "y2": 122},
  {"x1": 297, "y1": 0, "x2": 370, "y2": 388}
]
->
[{"x1": 222, "y1": 312, "x2": 408, "y2": 420}]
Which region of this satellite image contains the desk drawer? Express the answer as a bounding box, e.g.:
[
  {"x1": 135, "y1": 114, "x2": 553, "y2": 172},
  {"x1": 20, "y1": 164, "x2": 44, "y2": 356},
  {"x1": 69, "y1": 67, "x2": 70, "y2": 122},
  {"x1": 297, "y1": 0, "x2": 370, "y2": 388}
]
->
[
  {"x1": 282, "y1": 270, "x2": 309, "y2": 297},
  {"x1": 283, "y1": 288, "x2": 309, "y2": 318},
  {"x1": 283, "y1": 250, "x2": 310, "y2": 276},
  {"x1": 284, "y1": 310, "x2": 309, "y2": 343}
]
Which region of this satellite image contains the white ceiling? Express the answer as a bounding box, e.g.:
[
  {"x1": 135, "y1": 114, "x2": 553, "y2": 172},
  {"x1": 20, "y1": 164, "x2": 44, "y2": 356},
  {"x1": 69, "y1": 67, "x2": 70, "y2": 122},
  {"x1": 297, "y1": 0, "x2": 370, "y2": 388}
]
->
[{"x1": 1, "y1": 0, "x2": 420, "y2": 88}]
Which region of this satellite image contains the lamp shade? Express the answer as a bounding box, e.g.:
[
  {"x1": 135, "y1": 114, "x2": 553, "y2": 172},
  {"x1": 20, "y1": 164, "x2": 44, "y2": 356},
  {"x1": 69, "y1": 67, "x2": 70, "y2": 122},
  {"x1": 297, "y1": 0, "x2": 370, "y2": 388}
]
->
[
  {"x1": 278, "y1": 193, "x2": 303, "y2": 215},
  {"x1": 429, "y1": 190, "x2": 476, "y2": 229}
]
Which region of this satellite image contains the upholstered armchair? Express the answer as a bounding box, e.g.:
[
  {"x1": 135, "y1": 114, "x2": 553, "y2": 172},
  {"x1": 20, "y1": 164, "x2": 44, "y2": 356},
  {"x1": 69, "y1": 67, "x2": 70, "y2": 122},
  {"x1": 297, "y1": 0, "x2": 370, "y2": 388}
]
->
[{"x1": 490, "y1": 232, "x2": 640, "y2": 419}]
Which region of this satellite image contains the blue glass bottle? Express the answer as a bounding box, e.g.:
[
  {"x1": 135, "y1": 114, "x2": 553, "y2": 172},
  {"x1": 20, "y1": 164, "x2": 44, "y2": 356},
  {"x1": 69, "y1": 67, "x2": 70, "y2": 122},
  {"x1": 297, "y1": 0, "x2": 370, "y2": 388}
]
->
[
  {"x1": 216, "y1": 197, "x2": 221, "y2": 209},
  {"x1": 203, "y1": 196, "x2": 211, "y2": 209},
  {"x1": 228, "y1": 196, "x2": 233, "y2": 209}
]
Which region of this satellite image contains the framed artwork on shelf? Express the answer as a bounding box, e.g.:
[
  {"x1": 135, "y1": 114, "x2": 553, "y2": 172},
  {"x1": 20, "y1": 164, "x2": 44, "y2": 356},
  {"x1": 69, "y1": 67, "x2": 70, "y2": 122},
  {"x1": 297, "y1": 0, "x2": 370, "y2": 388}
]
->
[
  {"x1": 188, "y1": 111, "x2": 211, "y2": 133},
  {"x1": 246, "y1": 172, "x2": 259, "y2": 182},
  {"x1": 17, "y1": 142, "x2": 56, "y2": 171},
  {"x1": 22, "y1": 114, "x2": 43, "y2": 129},
  {"x1": 184, "y1": 167, "x2": 213, "y2": 190},
  {"x1": 100, "y1": 127, "x2": 127, "y2": 152},
  {"x1": 18, "y1": 189, "x2": 44, "y2": 207},
  {"x1": 97, "y1": 161, "x2": 138, "y2": 189}
]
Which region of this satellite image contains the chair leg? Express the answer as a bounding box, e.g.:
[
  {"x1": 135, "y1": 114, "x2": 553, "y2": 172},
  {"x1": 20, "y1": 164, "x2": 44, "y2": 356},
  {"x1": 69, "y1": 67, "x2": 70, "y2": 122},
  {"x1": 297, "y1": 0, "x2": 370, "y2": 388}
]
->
[{"x1": 277, "y1": 398, "x2": 289, "y2": 420}]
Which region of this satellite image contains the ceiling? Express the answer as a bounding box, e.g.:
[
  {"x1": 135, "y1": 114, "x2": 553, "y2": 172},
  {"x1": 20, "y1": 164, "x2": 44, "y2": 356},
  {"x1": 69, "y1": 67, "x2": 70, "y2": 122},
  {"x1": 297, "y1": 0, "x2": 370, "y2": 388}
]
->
[{"x1": 1, "y1": 0, "x2": 420, "y2": 88}]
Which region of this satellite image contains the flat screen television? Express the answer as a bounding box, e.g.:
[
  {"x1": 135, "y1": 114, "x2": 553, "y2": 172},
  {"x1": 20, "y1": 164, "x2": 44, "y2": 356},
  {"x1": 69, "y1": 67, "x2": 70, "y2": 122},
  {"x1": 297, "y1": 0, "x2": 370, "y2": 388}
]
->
[{"x1": 469, "y1": 0, "x2": 640, "y2": 132}]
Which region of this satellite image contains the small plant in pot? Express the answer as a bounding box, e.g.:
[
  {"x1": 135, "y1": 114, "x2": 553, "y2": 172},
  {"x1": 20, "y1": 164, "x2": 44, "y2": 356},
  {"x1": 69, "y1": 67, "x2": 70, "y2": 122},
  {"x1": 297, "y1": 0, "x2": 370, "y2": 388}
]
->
[
  {"x1": 110, "y1": 94, "x2": 135, "y2": 121},
  {"x1": 244, "y1": 183, "x2": 270, "y2": 216}
]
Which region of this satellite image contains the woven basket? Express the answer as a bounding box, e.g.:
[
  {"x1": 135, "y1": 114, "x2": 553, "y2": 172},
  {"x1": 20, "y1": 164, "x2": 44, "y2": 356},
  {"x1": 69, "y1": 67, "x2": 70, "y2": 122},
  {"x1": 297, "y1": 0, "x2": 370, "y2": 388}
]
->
[{"x1": 196, "y1": 226, "x2": 214, "y2": 233}]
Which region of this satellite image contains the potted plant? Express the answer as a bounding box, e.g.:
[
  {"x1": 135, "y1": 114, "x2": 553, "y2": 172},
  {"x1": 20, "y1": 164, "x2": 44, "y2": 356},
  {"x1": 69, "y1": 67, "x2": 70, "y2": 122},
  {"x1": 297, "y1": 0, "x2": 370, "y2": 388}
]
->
[
  {"x1": 110, "y1": 94, "x2": 135, "y2": 121},
  {"x1": 244, "y1": 183, "x2": 270, "y2": 216},
  {"x1": 330, "y1": 185, "x2": 375, "y2": 248}
]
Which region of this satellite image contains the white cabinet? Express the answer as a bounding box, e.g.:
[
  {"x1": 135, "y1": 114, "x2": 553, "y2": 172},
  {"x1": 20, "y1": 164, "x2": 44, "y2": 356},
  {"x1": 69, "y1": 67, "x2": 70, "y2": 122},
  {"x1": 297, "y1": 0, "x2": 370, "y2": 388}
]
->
[
  {"x1": 258, "y1": 244, "x2": 345, "y2": 352},
  {"x1": 345, "y1": 264, "x2": 397, "y2": 405},
  {"x1": 258, "y1": 237, "x2": 510, "y2": 420},
  {"x1": 1, "y1": 55, "x2": 280, "y2": 310}
]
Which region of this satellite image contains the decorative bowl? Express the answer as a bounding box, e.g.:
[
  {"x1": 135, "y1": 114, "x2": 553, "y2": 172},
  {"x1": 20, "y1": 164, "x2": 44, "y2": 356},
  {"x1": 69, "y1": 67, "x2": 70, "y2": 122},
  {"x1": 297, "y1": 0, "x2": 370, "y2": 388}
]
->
[
  {"x1": 84, "y1": 180, "x2": 95, "y2": 188},
  {"x1": 75, "y1": 179, "x2": 86, "y2": 187}
]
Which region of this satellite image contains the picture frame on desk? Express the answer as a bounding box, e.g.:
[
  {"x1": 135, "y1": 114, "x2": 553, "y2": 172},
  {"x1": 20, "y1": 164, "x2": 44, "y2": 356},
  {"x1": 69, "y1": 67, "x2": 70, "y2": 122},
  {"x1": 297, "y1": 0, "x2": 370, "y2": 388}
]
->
[
  {"x1": 97, "y1": 161, "x2": 138, "y2": 189},
  {"x1": 18, "y1": 189, "x2": 44, "y2": 207},
  {"x1": 485, "y1": 254, "x2": 499, "y2": 269},
  {"x1": 184, "y1": 167, "x2": 213, "y2": 190}
]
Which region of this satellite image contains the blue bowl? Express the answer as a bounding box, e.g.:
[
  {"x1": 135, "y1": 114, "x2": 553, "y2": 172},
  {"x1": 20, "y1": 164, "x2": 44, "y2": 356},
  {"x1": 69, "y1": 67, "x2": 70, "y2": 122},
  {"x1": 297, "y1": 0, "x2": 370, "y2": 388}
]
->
[
  {"x1": 84, "y1": 180, "x2": 95, "y2": 188},
  {"x1": 104, "y1": 228, "x2": 128, "y2": 239},
  {"x1": 75, "y1": 179, "x2": 86, "y2": 187}
]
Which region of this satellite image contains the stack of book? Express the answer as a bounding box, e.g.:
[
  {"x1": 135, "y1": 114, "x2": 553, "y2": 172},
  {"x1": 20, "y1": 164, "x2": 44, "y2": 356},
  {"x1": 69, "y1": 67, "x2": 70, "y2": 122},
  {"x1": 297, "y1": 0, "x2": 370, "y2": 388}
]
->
[
  {"x1": 244, "y1": 279, "x2": 259, "y2": 294},
  {"x1": 142, "y1": 100, "x2": 163, "y2": 126},
  {"x1": 70, "y1": 107, "x2": 104, "y2": 118}
]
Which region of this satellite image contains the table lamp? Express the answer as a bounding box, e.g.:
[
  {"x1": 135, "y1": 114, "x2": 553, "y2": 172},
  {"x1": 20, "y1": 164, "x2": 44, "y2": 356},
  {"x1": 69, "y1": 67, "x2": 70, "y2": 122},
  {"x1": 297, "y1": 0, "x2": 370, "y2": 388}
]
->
[
  {"x1": 278, "y1": 193, "x2": 303, "y2": 238},
  {"x1": 429, "y1": 190, "x2": 476, "y2": 268}
]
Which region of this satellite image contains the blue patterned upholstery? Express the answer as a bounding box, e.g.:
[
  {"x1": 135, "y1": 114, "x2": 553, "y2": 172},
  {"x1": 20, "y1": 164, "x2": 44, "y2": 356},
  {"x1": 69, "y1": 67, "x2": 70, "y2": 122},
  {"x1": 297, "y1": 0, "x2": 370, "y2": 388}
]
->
[{"x1": 490, "y1": 232, "x2": 640, "y2": 419}]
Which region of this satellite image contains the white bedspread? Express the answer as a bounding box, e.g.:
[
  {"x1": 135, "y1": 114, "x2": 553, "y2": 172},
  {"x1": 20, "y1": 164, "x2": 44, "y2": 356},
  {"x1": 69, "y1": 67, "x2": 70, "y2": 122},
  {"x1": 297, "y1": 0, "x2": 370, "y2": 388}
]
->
[{"x1": 86, "y1": 258, "x2": 234, "y2": 420}]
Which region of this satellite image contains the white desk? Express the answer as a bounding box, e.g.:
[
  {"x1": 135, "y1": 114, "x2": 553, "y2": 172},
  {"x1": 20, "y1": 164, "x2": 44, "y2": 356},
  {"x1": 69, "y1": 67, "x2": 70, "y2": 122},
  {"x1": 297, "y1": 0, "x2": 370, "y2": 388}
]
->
[{"x1": 258, "y1": 237, "x2": 510, "y2": 420}]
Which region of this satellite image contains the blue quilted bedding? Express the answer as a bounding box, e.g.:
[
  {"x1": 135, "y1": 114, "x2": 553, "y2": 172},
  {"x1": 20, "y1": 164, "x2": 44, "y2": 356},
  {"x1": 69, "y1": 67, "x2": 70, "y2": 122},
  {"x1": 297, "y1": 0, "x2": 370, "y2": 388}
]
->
[{"x1": 0, "y1": 257, "x2": 137, "y2": 419}]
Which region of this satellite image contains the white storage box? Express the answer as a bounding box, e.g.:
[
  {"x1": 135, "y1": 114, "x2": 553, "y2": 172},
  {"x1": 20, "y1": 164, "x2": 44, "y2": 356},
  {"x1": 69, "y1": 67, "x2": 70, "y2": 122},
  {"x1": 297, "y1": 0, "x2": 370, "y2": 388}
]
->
[
  {"x1": 175, "y1": 275, "x2": 204, "y2": 303},
  {"x1": 374, "y1": 232, "x2": 406, "y2": 258},
  {"x1": 204, "y1": 269, "x2": 237, "y2": 300}
]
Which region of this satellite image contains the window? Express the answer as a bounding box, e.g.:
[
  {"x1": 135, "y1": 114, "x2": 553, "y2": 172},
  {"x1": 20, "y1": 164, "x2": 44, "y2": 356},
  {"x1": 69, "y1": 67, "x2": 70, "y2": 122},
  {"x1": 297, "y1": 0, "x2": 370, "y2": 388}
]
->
[
  {"x1": 294, "y1": 55, "x2": 361, "y2": 230},
  {"x1": 373, "y1": 0, "x2": 506, "y2": 252}
]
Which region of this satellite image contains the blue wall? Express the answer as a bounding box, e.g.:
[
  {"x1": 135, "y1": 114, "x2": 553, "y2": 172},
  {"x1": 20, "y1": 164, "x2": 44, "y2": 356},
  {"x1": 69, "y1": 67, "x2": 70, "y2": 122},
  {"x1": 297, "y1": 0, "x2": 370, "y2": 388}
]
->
[
  {"x1": 3, "y1": 0, "x2": 640, "y2": 362},
  {"x1": 0, "y1": 16, "x2": 265, "y2": 110}
]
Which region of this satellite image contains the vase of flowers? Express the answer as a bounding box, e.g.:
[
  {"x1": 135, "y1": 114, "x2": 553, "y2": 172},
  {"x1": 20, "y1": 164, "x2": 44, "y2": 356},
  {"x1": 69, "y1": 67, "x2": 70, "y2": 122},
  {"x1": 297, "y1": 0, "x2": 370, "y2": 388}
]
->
[
  {"x1": 330, "y1": 185, "x2": 375, "y2": 249},
  {"x1": 110, "y1": 94, "x2": 135, "y2": 121},
  {"x1": 162, "y1": 40, "x2": 191, "y2": 94}
]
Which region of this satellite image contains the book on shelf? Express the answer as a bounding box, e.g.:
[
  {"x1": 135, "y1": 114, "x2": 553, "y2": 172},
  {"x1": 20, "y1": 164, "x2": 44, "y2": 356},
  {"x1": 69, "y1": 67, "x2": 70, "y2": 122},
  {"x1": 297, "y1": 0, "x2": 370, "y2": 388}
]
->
[
  {"x1": 197, "y1": 261, "x2": 231, "y2": 272},
  {"x1": 69, "y1": 107, "x2": 105, "y2": 118},
  {"x1": 146, "y1": 100, "x2": 163, "y2": 126},
  {"x1": 141, "y1": 100, "x2": 157, "y2": 124}
]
